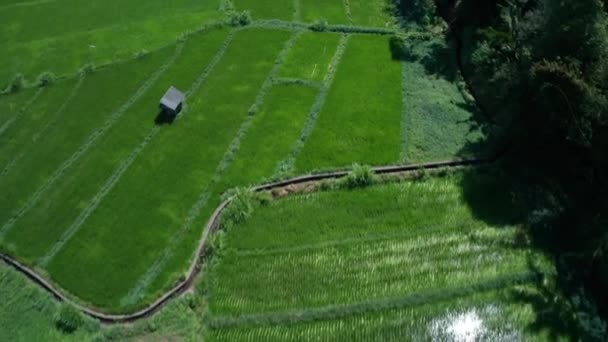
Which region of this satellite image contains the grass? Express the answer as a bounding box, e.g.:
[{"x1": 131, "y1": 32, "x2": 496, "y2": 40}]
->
[
  {"x1": 202, "y1": 171, "x2": 572, "y2": 340},
  {"x1": 0, "y1": 4, "x2": 499, "y2": 317},
  {"x1": 218, "y1": 84, "x2": 319, "y2": 187},
  {"x1": 0, "y1": 260, "x2": 208, "y2": 341},
  {"x1": 300, "y1": 0, "x2": 349, "y2": 24},
  {"x1": 3, "y1": 29, "x2": 231, "y2": 264},
  {"x1": 0, "y1": 48, "x2": 172, "y2": 234},
  {"x1": 349, "y1": 0, "x2": 395, "y2": 27},
  {"x1": 280, "y1": 32, "x2": 342, "y2": 82},
  {"x1": 295, "y1": 35, "x2": 403, "y2": 171},
  {"x1": 0, "y1": 87, "x2": 41, "y2": 128},
  {"x1": 0, "y1": 78, "x2": 80, "y2": 174},
  {"x1": 0, "y1": 0, "x2": 222, "y2": 85},
  {"x1": 0, "y1": 261, "x2": 100, "y2": 341},
  {"x1": 45, "y1": 29, "x2": 291, "y2": 312},
  {"x1": 233, "y1": 0, "x2": 294, "y2": 20},
  {"x1": 401, "y1": 38, "x2": 490, "y2": 162}
]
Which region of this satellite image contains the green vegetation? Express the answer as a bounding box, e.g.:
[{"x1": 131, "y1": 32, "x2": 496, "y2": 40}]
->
[
  {"x1": 400, "y1": 37, "x2": 489, "y2": 162},
  {"x1": 0, "y1": 78, "x2": 80, "y2": 175},
  {"x1": 4, "y1": 29, "x2": 231, "y2": 264},
  {"x1": 45, "y1": 29, "x2": 291, "y2": 312},
  {"x1": 300, "y1": 0, "x2": 349, "y2": 24},
  {"x1": 233, "y1": 0, "x2": 293, "y2": 20},
  {"x1": 219, "y1": 84, "x2": 318, "y2": 187},
  {"x1": 0, "y1": 0, "x2": 223, "y2": 85},
  {"x1": 0, "y1": 0, "x2": 530, "y2": 328},
  {"x1": 203, "y1": 171, "x2": 593, "y2": 340},
  {"x1": 349, "y1": 0, "x2": 394, "y2": 27},
  {"x1": 0, "y1": 48, "x2": 172, "y2": 235},
  {"x1": 280, "y1": 32, "x2": 341, "y2": 82},
  {"x1": 296, "y1": 35, "x2": 403, "y2": 171}
]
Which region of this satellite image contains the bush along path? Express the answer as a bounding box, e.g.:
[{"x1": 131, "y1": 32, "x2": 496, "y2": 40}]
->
[{"x1": 0, "y1": 156, "x2": 494, "y2": 323}]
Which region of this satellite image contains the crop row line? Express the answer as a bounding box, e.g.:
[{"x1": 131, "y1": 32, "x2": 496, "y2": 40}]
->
[
  {"x1": 120, "y1": 31, "x2": 304, "y2": 307},
  {"x1": 0, "y1": 42, "x2": 184, "y2": 242},
  {"x1": 343, "y1": 0, "x2": 354, "y2": 25},
  {"x1": 208, "y1": 272, "x2": 539, "y2": 329},
  {"x1": 0, "y1": 87, "x2": 44, "y2": 137},
  {"x1": 0, "y1": 75, "x2": 85, "y2": 179},
  {"x1": 274, "y1": 34, "x2": 349, "y2": 177},
  {"x1": 38, "y1": 126, "x2": 160, "y2": 266},
  {"x1": 231, "y1": 219, "x2": 481, "y2": 256},
  {"x1": 37, "y1": 31, "x2": 237, "y2": 269}
]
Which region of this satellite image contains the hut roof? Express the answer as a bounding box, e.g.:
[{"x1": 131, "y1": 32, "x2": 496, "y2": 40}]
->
[{"x1": 160, "y1": 86, "x2": 185, "y2": 111}]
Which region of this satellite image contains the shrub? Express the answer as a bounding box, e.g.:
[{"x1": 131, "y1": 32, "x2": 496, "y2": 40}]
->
[
  {"x1": 36, "y1": 71, "x2": 56, "y2": 87},
  {"x1": 228, "y1": 10, "x2": 252, "y2": 27},
  {"x1": 310, "y1": 18, "x2": 328, "y2": 32},
  {"x1": 5, "y1": 73, "x2": 25, "y2": 94},
  {"x1": 340, "y1": 164, "x2": 376, "y2": 189},
  {"x1": 222, "y1": 187, "x2": 256, "y2": 227},
  {"x1": 54, "y1": 304, "x2": 83, "y2": 334}
]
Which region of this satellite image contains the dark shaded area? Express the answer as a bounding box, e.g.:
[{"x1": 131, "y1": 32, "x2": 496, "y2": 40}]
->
[
  {"x1": 395, "y1": 0, "x2": 608, "y2": 338},
  {"x1": 154, "y1": 110, "x2": 176, "y2": 125}
]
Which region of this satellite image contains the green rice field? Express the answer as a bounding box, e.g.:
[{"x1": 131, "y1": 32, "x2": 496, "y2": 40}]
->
[
  {"x1": 0, "y1": 0, "x2": 508, "y2": 327},
  {"x1": 202, "y1": 172, "x2": 568, "y2": 340}
]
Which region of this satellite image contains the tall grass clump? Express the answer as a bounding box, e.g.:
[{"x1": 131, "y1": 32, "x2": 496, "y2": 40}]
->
[
  {"x1": 54, "y1": 304, "x2": 83, "y2": 334},
  {"x1": 36, "y1": 71, "x2": 56, "y2": 87},
  {"x1": 228, "y1": 10, "x2": 252, "y2": 27},
  {"x1": 4, "y1": 73, "x2": 26, "y2": 94},
  {"x1": 222, "y1": 188, "x2": 270, "y2": 228},
  {"x1": 310, "y1": 18, "x2": 329, "y2": 32},
  {"x1": 339, "y1": 164, "x2": 376, "y2": 189}
]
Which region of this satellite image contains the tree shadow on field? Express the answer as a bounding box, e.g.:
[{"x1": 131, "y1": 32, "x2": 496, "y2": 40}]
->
[{"x1": 456, "y1": 154, "x2": 608, "y2": 339}]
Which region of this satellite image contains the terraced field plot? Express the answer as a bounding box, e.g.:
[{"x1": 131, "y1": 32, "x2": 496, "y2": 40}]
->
[
  {"x1": 0, "y1": 0, "x2": 491, "y2": 315},
  {"x1": 204, "y1": 173, "x2": 560, "y2": 340},
  {"x1": 0, "y1": 0, "x2": 224, "y2": 87}
]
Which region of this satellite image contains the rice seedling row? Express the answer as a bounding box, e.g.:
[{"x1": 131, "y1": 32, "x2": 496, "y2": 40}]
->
[
  {"x1": 0, "y1": 0, "x2": 223, "y2": 84},
  {"x1": 0, "y1": 49, "x2": 173, "y2": 242},
  {"x1": 209, "y1": 226, "x2": 533, "y2": 315},
  {"x1": 234, "y1": 0, "x2": 294, "y2": 21},
  {"x1": 295, "y1": 34, "x2": 403, "y2": 172},
  {"x1": 119, "y1": 31, "x2": 303, "y2": 307},
  {"x1": 0, "y1": 44, "x2": 179, "y2": 233},
  {"x1": 0, "y1": 76, "x2": 84, "y2": 179},
  {"x1": 274, "y1": 34, "x2": 349, "y2": 177},
  {"x1": 0, "y1": 87, "x2": 44, "y2": 136},
  {"x1": 207, "y1": 287, "x2": 544, "y2": 341},
  {"x1": 280, "y1": 32, "x2": 342, "y2": 82},
  {"x1": 0, "y1": 87, "x2": 39, "y2": 128},
  {"x1": 3, "y1": 29, "x2": 233, "y2": 264},
  {"x1": 44, "y1": 29, "x2": 291, "y2": 312},
  {"x1": 300, "y1": 0, "x2": 349, "y2": 24}
]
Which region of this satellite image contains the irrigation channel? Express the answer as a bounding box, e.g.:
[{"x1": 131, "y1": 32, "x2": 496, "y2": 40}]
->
[{"x1": 0, "y1": 157, "x2": 495, "y2": 323}]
